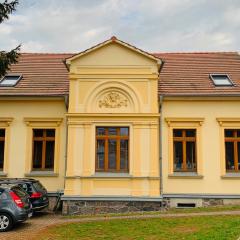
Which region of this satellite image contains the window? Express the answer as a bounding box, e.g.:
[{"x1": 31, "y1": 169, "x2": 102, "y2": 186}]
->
[
  {"x1": 96, "y1": 127, "x2": 129, "y2": 172},
  {"x1": 32, "y1": 129, "x2": 55, "y2": 171},
  {"x1": 0, "y1": 129, "x2": 5, "y2": 170},
  {"x1": 210, "y1": 74, "x2": 233, "y2": 86},
  {"x1": 225, "y1": 129, "x2": 240, "y2": 172},
  {"x1": 173, "y1": 129, "x2": 197, "y2": 172},
  {"x1": 0, "y1": 75, "x2": 22, "y2": 86}
]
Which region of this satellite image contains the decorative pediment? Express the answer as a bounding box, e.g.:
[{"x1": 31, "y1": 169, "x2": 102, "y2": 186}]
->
[
  {"x1": 65, "y1": 36, "x2": 162, "y2": 67},
  {"x1": 99, "y1": 92, "x2": 128, "y2": 108}
]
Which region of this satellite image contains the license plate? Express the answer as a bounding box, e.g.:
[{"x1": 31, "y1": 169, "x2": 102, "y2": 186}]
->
[{"x1": 28, "y1": 212, "x2": 33, "y2": 218}]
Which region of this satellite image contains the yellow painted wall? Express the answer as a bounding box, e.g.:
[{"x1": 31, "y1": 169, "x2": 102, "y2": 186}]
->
[
  {"x1": 162, "y1": 98, "x2": 240, "y2": 195},
  {"x1": 0, "y1": 98, "x2": 67, "y2": 192},
  {"x1": 65, "y1": 41, "x2": 160, "y2": 197}
]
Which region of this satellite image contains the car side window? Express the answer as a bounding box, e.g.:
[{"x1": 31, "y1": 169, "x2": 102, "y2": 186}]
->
[
  {"x1": 27, "y1": 183, "x2": 34, "y2": 194},
  {"x1": 20, "y1": 183, "x2": 28, "y2": 192},
  {"x1": 19, "y1": 183, "x2": 33, "y2": 194}
]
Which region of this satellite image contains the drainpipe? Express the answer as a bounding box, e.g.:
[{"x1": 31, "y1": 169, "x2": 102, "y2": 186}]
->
[
  {"x1": 63, "y1": 95, "x2": 69, "y2": 190},
  {"x1": 159, "y1": 95, "x2": 163, "y2": 197}
]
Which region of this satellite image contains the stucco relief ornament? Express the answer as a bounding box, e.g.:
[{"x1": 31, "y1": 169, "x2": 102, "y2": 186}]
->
[{"x1": 99, "y1": 92, "x2": 128, "y2": 108}]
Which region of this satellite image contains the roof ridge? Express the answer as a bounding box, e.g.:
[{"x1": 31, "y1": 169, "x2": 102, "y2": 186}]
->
[
  {"x1": 153, "y1": 51, "x2": 238, "y2": 55},
  {"x1": 20, "y1": 52, "x2": 74, "y2": 55},
  {"x1": 19, "y1": 51, "x2": 238, "y2": 56}
]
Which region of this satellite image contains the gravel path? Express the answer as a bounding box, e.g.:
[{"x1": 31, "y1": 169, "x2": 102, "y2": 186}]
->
[{"x1": 2, "y1": 210, "x2": 240, "y2": 240}]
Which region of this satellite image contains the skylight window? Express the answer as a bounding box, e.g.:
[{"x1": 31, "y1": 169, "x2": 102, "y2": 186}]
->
[
  {"x1": 210, "y1": 74, "x2": 233, "y2": 86},
  {"x1": 0, "y1": 75, "x2": 22, "y2": 86}
]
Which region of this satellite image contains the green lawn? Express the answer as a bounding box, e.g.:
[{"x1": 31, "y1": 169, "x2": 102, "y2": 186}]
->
[{"x1": 39, "y1": 215, "x2": 240, "y2": 240}]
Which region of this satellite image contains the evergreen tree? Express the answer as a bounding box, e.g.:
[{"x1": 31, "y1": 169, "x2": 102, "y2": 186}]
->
[{"x1": 0, "y1": 0, "x2": 20, "y2": 77}]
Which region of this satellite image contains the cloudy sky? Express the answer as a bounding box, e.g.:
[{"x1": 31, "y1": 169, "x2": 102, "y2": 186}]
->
[{"x1": 0, "y1": 0, "x2": 239, "y2": 53}]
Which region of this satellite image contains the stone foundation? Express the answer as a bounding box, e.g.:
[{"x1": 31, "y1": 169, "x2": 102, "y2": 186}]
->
[
  {"x1": 202, "y1": 198, "x2": 224, "y2": 207},
  {"x1": 47, "y1": 195, "x2": 62, "y2": 212},
  {"x1": 48, "y1": 196, "x2": 58, "y2": 211},
  {"x1": 165, "y1": 197, "x2": 240, "y2": 208},
  {"x1": 62, "y1": 200, "x2": 162, "y2": 215},
  {"x1": 61, "y1": 197, "x2": 240, "y2": 215}
]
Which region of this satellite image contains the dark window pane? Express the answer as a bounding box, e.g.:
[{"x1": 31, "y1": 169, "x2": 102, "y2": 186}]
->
[
  {"x1": 237, "y1": 130, "x2": 240, "y2": 137},
  {"x1": 186, "y1": 142, "x2": 196, "y2": 171},
  {"x1": 0, "y1": 141, "x2": 4, "y2": 169},
  {"x1": 108, "y1": 140, "x2": 116, "y2": 169},
  {"x1": 186, "y1": 130, "x2": 196, "y2": 137},
  {"x1": 33, "y1": 129, "x2": 43, "y2": 137},
  {"x1": 174, "y1": 141, "x2": 183, "y2": 171},
  {"x1": 225, "y1": 142, "x2": 234, "y2": 171},
  {"x1": 33, "y1": 141, "x2": 42, "y2": 169},
  {"x1": 46, "y1": 129, "x2": 55, "y2": 137},
  {"x1": 108, "y1": 128, "x2": 117, "y2": 136},
  {"x1": 45, "y1": 141, "x2": 54, "y2": 169},
  {"x1": 97, "y1": 140, "x2": 105, "y2": 169},
  {"x1": 120, "y1": 140, "x2": 128, "y2": 169},
  {"x1": 120, "y1": 128, "x2": 129, "y2": 136},
  {"x1": 225, "y1": 130, "x2": 234, "y2": 137},
  {"x1": 0, "y1": 129, "x2": 5, "y2": 137},
  {"x1": 173, "y1": 130, "x2": 182, "y2": 137},
  {"x1": 97, "y1": 127, "x2": 105, "y2": 136}
]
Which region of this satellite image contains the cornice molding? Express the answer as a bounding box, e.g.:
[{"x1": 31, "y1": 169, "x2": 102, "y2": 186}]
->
[
  {"x1": 24, "y1": 117, "x2": 63, "y2": 127},
  {"x1": 217, "y1": 118, "x2": 240, "y2": 126},
  {"x1": 165, "y1": 117, "x2": 205, "y2": 127},
  {"x1": 0, "y1": 118, "x2": 13, "y2": 126}
]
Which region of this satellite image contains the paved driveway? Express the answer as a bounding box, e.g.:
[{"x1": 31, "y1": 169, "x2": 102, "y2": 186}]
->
[{"x1": 0, "y1": 212, "x2": 63, "y2": 240}]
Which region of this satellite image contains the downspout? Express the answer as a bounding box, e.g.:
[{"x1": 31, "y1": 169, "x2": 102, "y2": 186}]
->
[
  {"x1": 158, "y1": 59, "x2": 164, "y2": 198},
  {"x1": 63, "y1": 95, "x2": 69, "y2": 190},
  {"x1": 53, "y1": 95, "x2": 69, "y2": 211},
  {"x1": 159, "y1": 95, "x2": 163, "y2": 197}
]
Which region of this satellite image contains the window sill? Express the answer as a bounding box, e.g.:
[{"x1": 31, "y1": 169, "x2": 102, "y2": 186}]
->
[
  {"x1": 0, "y1": 172, "x2": 7, "y2": 177},
  {"x1": 92, "y1": 172, "x2": 132, "y2": 178},
  {"x1": 221, "y1": 173, "x2": 240, "y2": 179},
  {"x1": 168, "y1": 172, "x2": 203, "y2": 179},
  {"x1": 25, "y1": 171, "x2": 58, "y2": 177}
]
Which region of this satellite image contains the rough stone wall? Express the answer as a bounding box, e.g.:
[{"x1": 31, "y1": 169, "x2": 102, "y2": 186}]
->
[
  {"x1": 48, "y1": 196, "x2": 62, "y2": 212},
  {"x1": 202, "y1": 199, "x2": 224, "y2": 207},
  {"x1": 62, "y1": 200, "x2": 162, "y2": 215}
]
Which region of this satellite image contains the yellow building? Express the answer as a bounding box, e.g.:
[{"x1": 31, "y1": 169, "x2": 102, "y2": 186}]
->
[{"x1": 1, "y1": 37, "x2": 240, "y2": 214}]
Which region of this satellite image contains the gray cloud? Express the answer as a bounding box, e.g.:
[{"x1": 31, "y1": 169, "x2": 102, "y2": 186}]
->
[{"x1": 0, "y1": 0, "x2": 239, "y2": 53}]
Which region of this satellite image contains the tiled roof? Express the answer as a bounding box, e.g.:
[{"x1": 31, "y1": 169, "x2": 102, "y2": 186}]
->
[
  {"x1": 0, "y1": 53, "x2": 73, "y2": 96},
  {"x1": 1, "y1": 51, "x2": 240, "y2": 97},
  {"x1": 155, "y1": 52, "x2": 240, "y2": 96}
]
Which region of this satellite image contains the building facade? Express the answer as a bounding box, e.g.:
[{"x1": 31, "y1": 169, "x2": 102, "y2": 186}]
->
[{"x1": 1, "y1": 37, "x2": 240, "y2": 214}]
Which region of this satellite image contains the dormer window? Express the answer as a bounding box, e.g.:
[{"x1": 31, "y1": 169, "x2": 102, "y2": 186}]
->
[
  {"x1": 0, "y1": 75, "x2": 22, "y2": 86},
  {"x1": 210, "y1": 74, "x2": 233, "y2": 86}
]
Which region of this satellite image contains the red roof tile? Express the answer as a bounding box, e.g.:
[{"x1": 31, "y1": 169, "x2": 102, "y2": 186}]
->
[
  {"x1": 1, "y1": 51, "x2": 240, "y2": 97},
  {"x1": 0, "y1": 53, "x2": 73, "y2": 96},
  {"x1": 155, "y1": 52, "x2": 240, "y2": 96}
]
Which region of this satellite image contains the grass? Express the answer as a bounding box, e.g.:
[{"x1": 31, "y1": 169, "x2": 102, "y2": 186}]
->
[
  {"x1": 63, "y1": 204, "x2": 240, "y2": 219},
  {"x1": 38, "y1": 215, "x2": 240, "y2": 240}
]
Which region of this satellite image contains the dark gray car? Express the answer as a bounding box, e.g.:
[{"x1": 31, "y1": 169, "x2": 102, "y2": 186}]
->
[
  {"x1": 0, "y1": 185, "x2": 32, "y2": 231},
  {"x1": 0, "y1": 178, "x2": 49, "y2": 212}
]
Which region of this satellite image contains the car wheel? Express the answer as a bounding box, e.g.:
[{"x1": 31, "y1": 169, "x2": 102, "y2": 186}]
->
[{"x1": 0, "y1": 213, "x2": 13, "y2": 232}]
